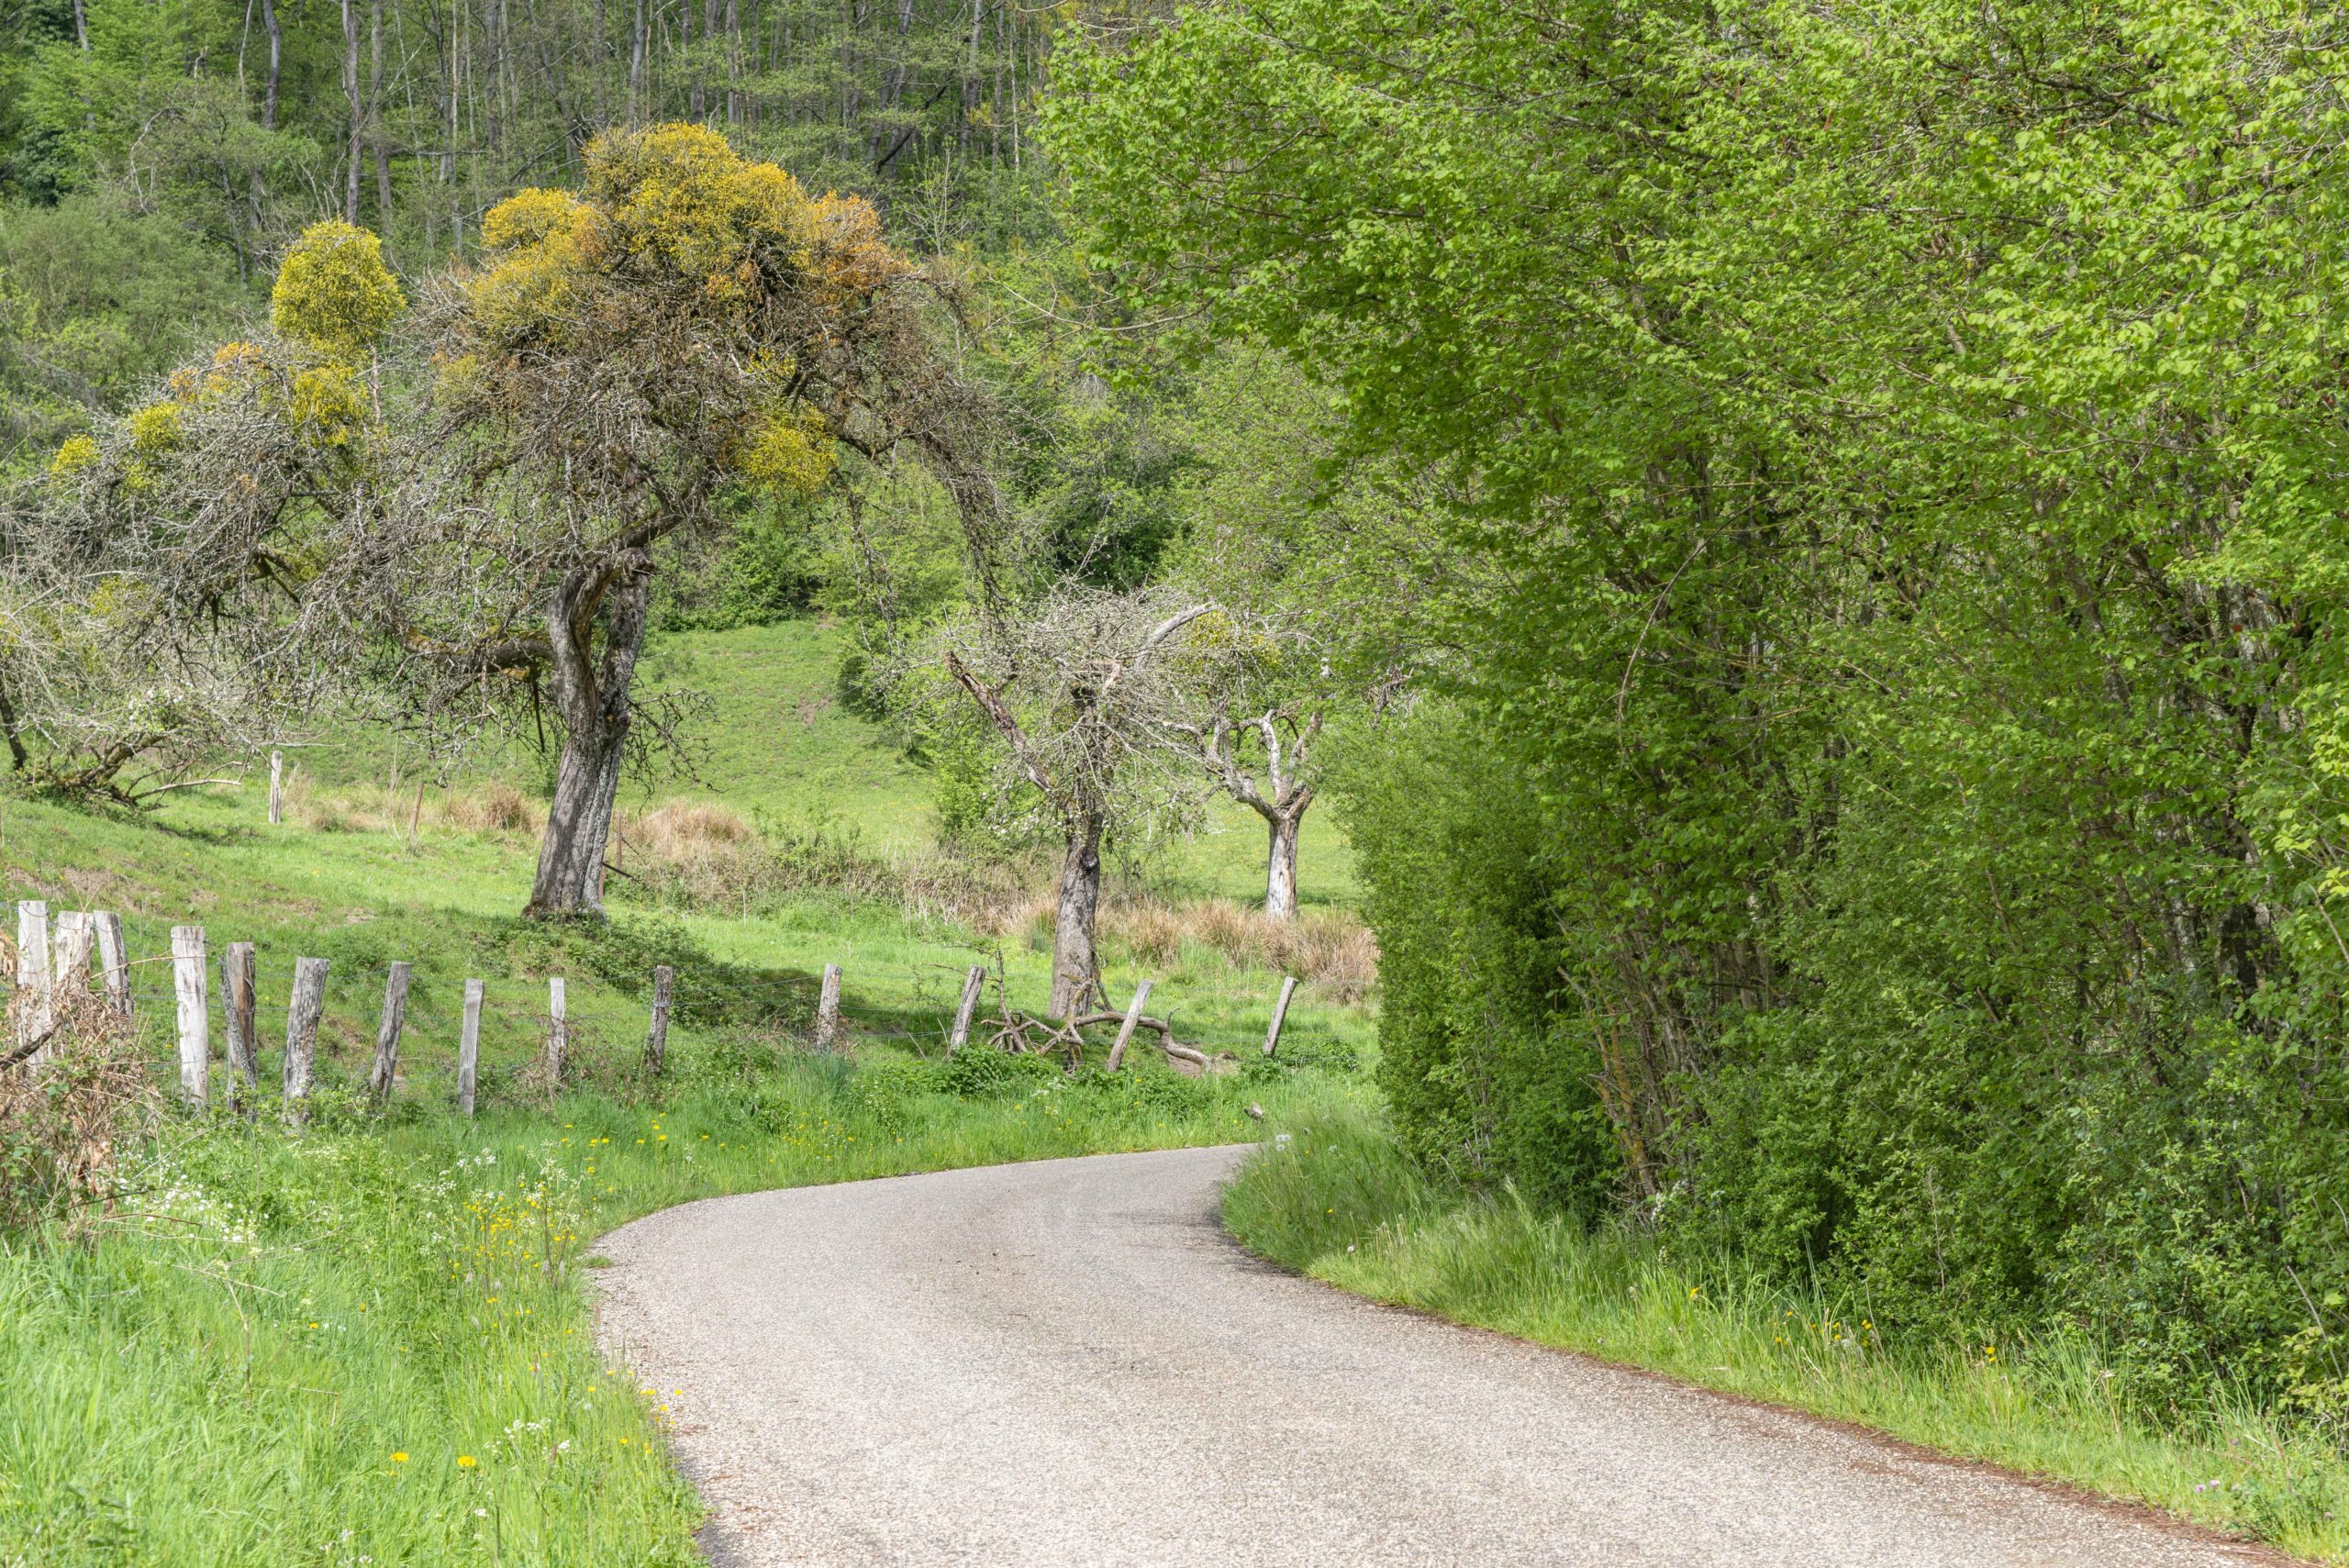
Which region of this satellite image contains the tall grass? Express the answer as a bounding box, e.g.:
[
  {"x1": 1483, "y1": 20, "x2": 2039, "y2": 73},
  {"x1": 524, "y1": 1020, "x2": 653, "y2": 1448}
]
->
[
  {"x1": 1224, "y1": 1106, "x2": 2349, "y2": 1562},
  {"x1": 2, "y1": 1052, "x2": 1363, "y2": 1565}
]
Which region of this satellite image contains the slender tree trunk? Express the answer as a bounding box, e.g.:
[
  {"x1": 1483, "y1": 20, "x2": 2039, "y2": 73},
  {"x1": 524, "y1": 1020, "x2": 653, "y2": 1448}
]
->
[
  {"x1": 1265, "y1": 805, "x2": 1304, "y2": 920},
  {"x1": 342, "y1": 0, "x2": 364, "y2": 221},
  {"x1": 260, "y1": 0, "x2": 282, "y2": 126},
  {"x1": 1049, "y1": 813, "x2": 1104, "y2": 1018},
  {"x1": 526, "y1": 553, "x2": 652, "y2": 919}
]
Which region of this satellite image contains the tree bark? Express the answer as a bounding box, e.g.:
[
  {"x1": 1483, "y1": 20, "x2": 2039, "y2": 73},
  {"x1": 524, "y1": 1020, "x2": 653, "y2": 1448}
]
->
[
  {"x1": 1265, "y1": 806, "x2": 1304, "y2": 920},
  {"x1": 1050, "y1": 814, "x2": 1105, "y2": 1018},
  {"x1": 342, "y1": 0, "x2": 364, "y2": 222},
  {"x1": 525, "y1": 552, "x2": 651, "y2": 919}
]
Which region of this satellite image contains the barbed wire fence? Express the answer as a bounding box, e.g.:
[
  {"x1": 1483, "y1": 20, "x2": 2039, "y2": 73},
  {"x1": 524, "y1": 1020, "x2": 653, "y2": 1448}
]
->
[{"x1": 7, "y1": 898, "x2": 1306, "y2": 1118}]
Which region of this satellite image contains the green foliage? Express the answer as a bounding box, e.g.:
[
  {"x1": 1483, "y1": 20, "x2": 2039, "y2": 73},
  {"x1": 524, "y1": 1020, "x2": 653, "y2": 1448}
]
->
[
  {"x1": 1058, "y1": 0, "x2": 2349, "y2": 1412},
  {"x1": 0, "y1": 192, "x2": 250, "y2": 457}
]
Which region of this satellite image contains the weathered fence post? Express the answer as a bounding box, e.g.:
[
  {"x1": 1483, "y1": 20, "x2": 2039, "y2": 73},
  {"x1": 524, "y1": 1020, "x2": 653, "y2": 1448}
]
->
[
  {"x1": 643, "y1": 965, "x2": 674, "y2": 1078},
  {"x1": 91, "y1": 913, "x2": 130, "y2": 1018},
  {"x1": 544, "y1": 977, "x2": 567, "y2": 1082},
  {"x1": 51, "y1": 912, "x2": 92, "y2": 995},
  {"x1": 1105, "y1": 978, "x2": 1154, "y2": 1073},
  {"x1": 947, "y1": 964, "x2": 985, "y2": 1054},
  {"x1": 369, "y1": 962, "x2": 411, "y2": 1100},
  {"x1": 1264, "y1": 975, "x2": 1298, "y2": 1059},
  {"x1": 15, "y1": 901, "x2": 52, "y2": 1062},
  {"x1": 220, "y1": 941, "x2": 259, "y2": 1108},
  {"x1": 457, "y1": 979, "x2": 484, "y2": 1117},
  {"x1": 282, "y1": 956, "x2": 329, "y2": 1120},
  {"x1": 815, "y1": 963, "x2": 842, "y2": 1052},
  {"x1": 268, "y1": 750, "x2": 284, "y2": 826},
  {"x1": 171, "y1": 926, "x2": 209, "y2": 1105}
]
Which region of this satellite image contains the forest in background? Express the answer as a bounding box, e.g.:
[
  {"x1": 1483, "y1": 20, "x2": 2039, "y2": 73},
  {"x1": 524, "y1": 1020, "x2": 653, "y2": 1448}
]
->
[{"x1": 0, "y1": 0, "x2": 1063, "y2": 461}]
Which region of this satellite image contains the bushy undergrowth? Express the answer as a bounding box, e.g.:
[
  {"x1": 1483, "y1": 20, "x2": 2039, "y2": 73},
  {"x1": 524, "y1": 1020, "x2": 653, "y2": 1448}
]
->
[
  {"x1": 1226, "y1": 1108, "x2": 2349, "y2": 1561},
  {"x1": 0, "y1": 1046, "x2": 1356, "y2": 1565}
]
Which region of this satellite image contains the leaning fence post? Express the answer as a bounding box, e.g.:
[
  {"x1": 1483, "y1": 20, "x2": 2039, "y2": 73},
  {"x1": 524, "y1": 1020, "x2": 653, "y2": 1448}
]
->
[
  {"x1": 369, "y1": 962, "x2": 411, "y2": 1100},
  {"x1": 1105, "y1": 978, "x2": 1154, "y2": 1073},
  {"x1": 220, "y1": 941, "x2": 259, "y2": 1108},
  {"x1": 282, "y1": 956, "x2": 329, "y2": 1120},
  {"x1": 15, "y1": 901, "x2": 52, "y2": 1062},
  {"x1": 268, "y1": 750, "x2": 284, "y2": 825},
  {"x1": 643, "y1": 965, "x2": 674, "y2": 1077},
  {"x1": 948, "y1": 964, "x2": 985, "y2": 1054},
  {"x1": 1264, "y1": 975, "x2": 1298, "y2": 1059},
  {"x1": 814, "y1": 963, "x2": 842, "y2": 1052},
  {"x1": 544, "y1": 977, "x2": 567, "y2": 1082},
  {"x1": 91, "y1": 913, "x2": 130, "y2": 1018},
  {"x1": 171, "y1": 926, "x2": 209, "y2": 1105},
  {"x1": 457, "y1": 979, "x2": 484, "y2": 1117}
]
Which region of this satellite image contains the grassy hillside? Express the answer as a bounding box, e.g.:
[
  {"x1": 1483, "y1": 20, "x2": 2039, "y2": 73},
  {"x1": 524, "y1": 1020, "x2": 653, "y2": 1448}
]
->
[
  {"x1": 302, "y1": 617, "x2": 1360, "y2": 909},
  {"x1": 0, "y1": 619, "x2": 1376, "y2": 1566}
]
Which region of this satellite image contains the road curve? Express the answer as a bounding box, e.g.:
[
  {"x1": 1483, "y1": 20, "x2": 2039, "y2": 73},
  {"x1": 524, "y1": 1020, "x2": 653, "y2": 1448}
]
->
[{"x1": 593, "y1": 1145, "x2": 2278, "y2": 1568}]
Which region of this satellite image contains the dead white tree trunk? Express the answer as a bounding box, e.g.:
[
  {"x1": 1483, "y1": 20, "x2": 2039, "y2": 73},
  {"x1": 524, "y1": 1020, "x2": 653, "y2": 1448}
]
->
[
  {"x1": 283, "y1": 956, "x2": 330, "y2": 1120},
  {"x1": 369, "y1": 962, "x2": 410, "y2": 1099},
  {"x1": 1104, "y1": 977, "x2": 1152, "y2": 1073},
  {"x1": 1186, "y1": 707, "x2": 1321, "y2": 921},
  {"x1": 457, "y1": 978, "x2": 484, "y2": 1116},
  {"x1": 172, "y1": 925, "x2": 209, "y2": 1104}
]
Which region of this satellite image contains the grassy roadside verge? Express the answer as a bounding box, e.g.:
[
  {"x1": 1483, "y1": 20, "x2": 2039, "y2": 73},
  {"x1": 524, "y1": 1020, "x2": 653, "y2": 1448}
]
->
[
  {"x1": 4, "y1": 1055, "x2": 1358, "y2": 1565},
  {"x1": 1220, "y1": 1106, "x2": 2349, "y2": 1563}
]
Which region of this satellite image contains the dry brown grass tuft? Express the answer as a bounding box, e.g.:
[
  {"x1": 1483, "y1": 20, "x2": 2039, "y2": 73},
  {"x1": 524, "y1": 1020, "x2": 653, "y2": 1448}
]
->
[
  {"x1": 1, "y1": 956, "x2": 159, "y2": 1233},
  {"x1": 454, "y1": 782, "x2": 536, "y2": 833},
  {"x1": 623, "y1": 801, "x2": 754, "y2": 857},
  {"x1": 1100, "y1": 898, "x2": 1380, "y2": 1000}
]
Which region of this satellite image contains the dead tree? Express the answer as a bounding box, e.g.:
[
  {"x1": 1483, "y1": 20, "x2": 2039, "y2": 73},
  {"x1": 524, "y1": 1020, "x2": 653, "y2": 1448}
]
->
[
  {"x1": 942, "y1": 587, "x2": 1212, "y2": 1017},
  {"x1": 1185, "y1": 704, "x2": 1322, "y2": 919}
]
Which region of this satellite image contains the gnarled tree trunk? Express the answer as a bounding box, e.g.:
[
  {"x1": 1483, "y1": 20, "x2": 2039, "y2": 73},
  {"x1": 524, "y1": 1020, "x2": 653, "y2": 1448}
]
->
[
  {"x1": 1264, "y1": 797, "x2": 1307, "y2": 920},
  {"x1": 526, "y1": 551, "x2": 651, "y2": 919},
  {"x1": 1050, "y1": 812, "x2": 1105, "y2": 1018}
]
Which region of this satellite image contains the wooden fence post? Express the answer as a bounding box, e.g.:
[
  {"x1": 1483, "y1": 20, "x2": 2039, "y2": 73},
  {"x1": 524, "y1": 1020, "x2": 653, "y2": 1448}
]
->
[
  {"x1": 171, "y1": 926, "x2": 209, "y2": 1105},
  {"x1": 457, "y1": 979, "x2": 484, "y2": 1117},
  {"x1": 545, "y1": 976, "x2": 567, "y2": 1082},
  {"x1": 91, "y1": 913, "x2": 130, "y2": 1018},
  {"x1": 51, "y1": 912, "x2": 94, "y2": 999},
  {"x1": 268, "y1": 750, "x2": 284, "y2": 825},
  {"x1": 947, "y1": 964, "x2": 985, "y2": 1054},
  {"x1": 643, "y1": 965, "x2": 673, "y2": 1077},
  {"x1": 15, "y1": 901, "x2": 51, "y2": 1062},
  {"x1": 1264, "y1": 975, "x2": 1298, "y2": 1059},
  {"x1": 220, "y1": 941, "x2": 259, "y2": 1109},
  {"x1": 1105, "y1": 978, "x2": 1154, "y2": 1073},
  {"x1": 282, "y1": 956, "x2": 329, "y2": 1120},
  {"x1": 369, "y1": 962, "x2": 411, "y2": 1100},
  {"x1": 814, "y1": 963, "x2": 842, "y2": 1052}
]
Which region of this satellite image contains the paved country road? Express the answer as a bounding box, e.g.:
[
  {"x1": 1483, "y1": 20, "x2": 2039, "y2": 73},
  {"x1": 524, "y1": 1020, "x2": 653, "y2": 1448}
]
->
[{"x1": 593, "y1": 1145, "x2": 2282, "y2": 1568}]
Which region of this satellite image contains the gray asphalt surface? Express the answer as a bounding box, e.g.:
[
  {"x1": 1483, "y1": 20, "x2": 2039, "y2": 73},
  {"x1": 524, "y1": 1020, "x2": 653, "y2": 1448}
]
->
[{"x1": 593, "y1": 1144, "x2": 2280, "y2": 1568}]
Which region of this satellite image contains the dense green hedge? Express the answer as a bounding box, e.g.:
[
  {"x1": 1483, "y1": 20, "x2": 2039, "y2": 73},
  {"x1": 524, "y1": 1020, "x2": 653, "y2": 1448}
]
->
[{"x1": 1057, "y1": 0, "x2": 2349, "y2": 1413}]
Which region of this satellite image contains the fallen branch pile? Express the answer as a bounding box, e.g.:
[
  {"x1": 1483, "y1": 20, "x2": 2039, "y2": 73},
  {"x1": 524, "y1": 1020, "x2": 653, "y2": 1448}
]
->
[{"x1": 974, "y1": 1006, "x2": 1225, "y2": 1076}]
